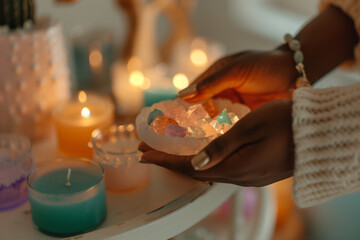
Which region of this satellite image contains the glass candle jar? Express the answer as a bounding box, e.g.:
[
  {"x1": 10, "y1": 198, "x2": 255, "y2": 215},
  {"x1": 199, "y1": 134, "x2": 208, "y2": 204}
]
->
[
  {"x1": 27, "y1": 158, "x2": 106, "y2": 237},
  {"x1": 54, "y1": 92, "x2": 114, "y2": 158},
  {"x1": 0, "y1": 134, "x2": 33, "y2": 211},
  {"x1": 91, "y1": 123, "x2": 150, "y2": 193}
]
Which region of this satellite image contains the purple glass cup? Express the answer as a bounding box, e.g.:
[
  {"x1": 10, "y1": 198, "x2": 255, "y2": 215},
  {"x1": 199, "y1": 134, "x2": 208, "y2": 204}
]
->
[{"x1": 0, "y1": 134, "x2": 33, "y2": 211}]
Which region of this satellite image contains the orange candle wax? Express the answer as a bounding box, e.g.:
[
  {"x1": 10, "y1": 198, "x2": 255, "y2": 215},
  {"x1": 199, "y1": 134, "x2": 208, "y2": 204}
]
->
[{"x1": 54, "y1": 92, "x2": 114, "y2": 158}]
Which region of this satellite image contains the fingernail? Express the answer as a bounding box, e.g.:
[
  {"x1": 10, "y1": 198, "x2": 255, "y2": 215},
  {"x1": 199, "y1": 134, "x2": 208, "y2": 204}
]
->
[
  {"x1": 178, "y1": 85, "x2": 198, "y2": 99},
  {"x1": 191, "y1": 151, "x2": 210, "y2": 170},
  {"x1": 139, "y1": 159, "x2": 152, "y2": 164}
]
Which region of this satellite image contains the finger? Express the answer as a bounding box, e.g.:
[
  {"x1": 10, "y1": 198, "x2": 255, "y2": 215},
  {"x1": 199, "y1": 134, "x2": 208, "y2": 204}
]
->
[
  {"x1": 179, "y1": 66, "x2": 242, "y2": 103},
  {"x1": 138, "y1": 142, "x2": 154, "y2": 153},
  {"x1": 191, "y1": 52, "x2": 241, "y2": 86},
  {"x1": 192, "y1": 112, "x2": 260, "y2": 171},
  {"x1": 141, "y1": 150, "x2": 196, "y2": 175},
  {"x1": 178, "y1": 53, "x2": 244, "y2": 102}
]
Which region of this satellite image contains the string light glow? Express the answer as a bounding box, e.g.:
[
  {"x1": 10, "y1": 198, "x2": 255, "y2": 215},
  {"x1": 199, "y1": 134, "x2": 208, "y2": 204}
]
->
[
  {"x1": 89, "y1": 49, "x2": 103, "y2": 68},
  {"x1": 173, "y1": 73, "x2": 189, "y2": 90},
  {"x1": 190, "y1": 49, "x2": 208, "y2": 67},
  {"x1": 129, "y1": 71, "x2": 145, "y2": 87}
]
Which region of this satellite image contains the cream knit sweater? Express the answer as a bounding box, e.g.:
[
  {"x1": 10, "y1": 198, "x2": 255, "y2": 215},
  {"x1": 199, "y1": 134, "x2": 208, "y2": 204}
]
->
[{"x1": 292, "y1": 0, "x2": 360, "y2": 208}]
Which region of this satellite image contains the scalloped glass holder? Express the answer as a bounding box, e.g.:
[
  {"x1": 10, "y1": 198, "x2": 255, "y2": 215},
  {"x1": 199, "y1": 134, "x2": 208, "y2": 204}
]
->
[
  {"x1": 136, "y1": 98, "x2": 250, "y2": 156},
  {"x1": 91, "y1": 124, "x2": 150, "y2": 193},
  {"x1": 0, "y1": 134, "x2": 33, "y2": 211},
  {"x1": 0, "y1": 19, "x2": 71, "y2": 140}
]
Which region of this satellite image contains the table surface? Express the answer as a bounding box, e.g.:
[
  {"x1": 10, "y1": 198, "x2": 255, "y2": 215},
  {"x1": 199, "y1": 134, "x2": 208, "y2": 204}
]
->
[{"x1": 0, "y1": 131, "x2": 241, "y2": 240}]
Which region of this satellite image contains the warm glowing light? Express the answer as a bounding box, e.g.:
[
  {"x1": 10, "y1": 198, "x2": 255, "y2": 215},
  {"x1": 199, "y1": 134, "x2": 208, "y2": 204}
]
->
[
  {"x1": 126, "y1": 124, "x2": 135, "y2": 132},
  {"x1": 139, "y1": 77, "x2": 151, "y2": 90},
  {"x1": 129, "y1": 71, "x2": 145, "y2": 87},
  {"x1": 173, "y1": 73, "x2": 189, "y2": 90},
  {"x1": 191, "y1": 37, "x2": 207, "y2": 49},
  {"x1": 81, "y1": 107, "x2": 91, "y2": 119},
  {"x1": 78, "y1": 91, "x2": 87, "y2": 103},
  {"x1": 190, "y1": 49, "x2": 208, "y2": 67},
  {"x1": 127, "y1": 57, "x2": 142, "y2": 71},
  {"x1": 89, "y1": 49, "x2": 103, "y2": 68}
]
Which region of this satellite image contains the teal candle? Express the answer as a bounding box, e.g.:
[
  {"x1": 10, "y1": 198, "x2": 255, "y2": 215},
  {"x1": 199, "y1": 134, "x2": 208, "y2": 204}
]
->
[
  {"x1": 28, "y1": 158, "x2": 106, "y2": 237},
  {"x1": 144, "y1": 87, "x2": 178, "y2": 107}
]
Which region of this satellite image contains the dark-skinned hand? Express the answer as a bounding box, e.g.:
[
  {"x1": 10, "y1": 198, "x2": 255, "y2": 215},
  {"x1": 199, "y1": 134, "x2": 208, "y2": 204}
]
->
[{"x1": 139, "y1": 100, "x2": 294, "y2": 187}]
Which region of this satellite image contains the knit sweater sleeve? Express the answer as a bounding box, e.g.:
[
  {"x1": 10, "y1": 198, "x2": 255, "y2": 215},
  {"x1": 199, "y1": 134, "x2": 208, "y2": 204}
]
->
[
  {"x1": 318, "y1": 0, "x2": 360, "y2": 69},
  {"x1": 292, "y1": 84, "x2": 360, "y2": 208}
]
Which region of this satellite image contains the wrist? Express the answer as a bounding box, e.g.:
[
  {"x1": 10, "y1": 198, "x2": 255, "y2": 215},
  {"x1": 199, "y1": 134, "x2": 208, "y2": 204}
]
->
[{"x1": 274, "y1": 45, "x2": 300, "y2": 89}]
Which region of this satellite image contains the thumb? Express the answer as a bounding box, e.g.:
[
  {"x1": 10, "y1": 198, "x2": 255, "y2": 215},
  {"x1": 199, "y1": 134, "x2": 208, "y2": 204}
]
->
[{"x1": 191, "y1": 118, "x2": 255, "y2": 171}]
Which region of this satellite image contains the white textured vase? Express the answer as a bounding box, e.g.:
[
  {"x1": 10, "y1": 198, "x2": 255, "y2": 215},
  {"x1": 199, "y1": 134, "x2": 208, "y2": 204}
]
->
[{"x1": 0, "y1": 20, "x2": 71, "y2": 140}]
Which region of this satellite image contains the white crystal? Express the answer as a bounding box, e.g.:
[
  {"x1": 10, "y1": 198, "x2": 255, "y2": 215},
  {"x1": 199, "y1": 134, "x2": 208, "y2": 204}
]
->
[
  {"x1": 136, "y1": 98, "x2": 250, "y2": 155},
  {"x1": 229, "y1": 112, "x2": 240, "y2": 124}
]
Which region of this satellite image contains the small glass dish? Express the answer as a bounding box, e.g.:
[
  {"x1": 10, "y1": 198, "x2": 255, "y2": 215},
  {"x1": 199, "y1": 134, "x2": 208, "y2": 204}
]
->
[
  {"x1": 0, "y1": 134, "x2": 33, "y2": 211},
  {"x1": 91, "y1": 123, "x2": 150, "y2": 193}
]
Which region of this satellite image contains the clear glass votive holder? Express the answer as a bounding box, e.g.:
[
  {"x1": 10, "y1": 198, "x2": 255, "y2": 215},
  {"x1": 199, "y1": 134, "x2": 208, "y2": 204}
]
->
[
  {"x1": 27, "y1": 158, "x2": 106, "y2": 237},
  {"x1": 0, "y1": 134, "x2": 33, "y2": 211},
  {"x1": 91, "y1": 123, "x2": 150, "y2": 193}
]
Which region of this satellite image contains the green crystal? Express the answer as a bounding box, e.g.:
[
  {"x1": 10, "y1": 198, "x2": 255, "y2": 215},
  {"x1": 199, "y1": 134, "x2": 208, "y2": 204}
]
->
[
  {"x1": 147, "y1": 109, "x2": 164, "y2": 125},
  {"x1": 216, "y1": 109, "x2": 232, "y2": 125}
]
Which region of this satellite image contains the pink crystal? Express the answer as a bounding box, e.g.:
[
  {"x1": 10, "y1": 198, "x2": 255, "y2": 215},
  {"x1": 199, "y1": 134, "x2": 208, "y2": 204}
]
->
[
  {"x1": 164, "y1": 124, "x2": 187, "y2": 138},
  {"x1": 180, "y1": 104, "x2": 210, "y2": 127},
  {"x1": 188, "y1": 104, "x2": 210, "y2": 121},
  {"x1": 164, "y1": 105, "x2": 187, "y2": 124},
  {"x1": 151, "y1": 116, "x2": 178, "y2": 134}
]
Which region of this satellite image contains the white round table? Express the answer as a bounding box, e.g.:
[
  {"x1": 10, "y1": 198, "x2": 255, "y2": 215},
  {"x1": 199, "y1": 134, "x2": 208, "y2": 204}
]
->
[{"x1": 0, "y1": 132, "x2": 275, "y2": 240}]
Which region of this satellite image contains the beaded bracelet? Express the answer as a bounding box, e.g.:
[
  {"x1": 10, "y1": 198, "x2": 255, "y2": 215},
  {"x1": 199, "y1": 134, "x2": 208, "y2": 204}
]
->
[{"x1": 284, "y1": 33, "x2": 311, "y2": 88}]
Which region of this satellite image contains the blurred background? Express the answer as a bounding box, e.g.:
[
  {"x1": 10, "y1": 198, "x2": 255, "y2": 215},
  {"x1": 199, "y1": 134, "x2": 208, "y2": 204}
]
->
[{"x1": 4, "y1": 0, "x2": 360, "y2": 239}]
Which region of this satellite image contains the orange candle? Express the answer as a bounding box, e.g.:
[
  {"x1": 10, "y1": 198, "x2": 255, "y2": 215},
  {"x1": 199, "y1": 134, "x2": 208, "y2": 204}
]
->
[{"x1": 54, "y1": 91, "x2": 114, "y2": 158}]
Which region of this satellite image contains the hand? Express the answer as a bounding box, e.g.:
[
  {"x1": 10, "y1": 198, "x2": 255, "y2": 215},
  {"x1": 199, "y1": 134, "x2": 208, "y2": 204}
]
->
[
  {"x1": 139, "y1": 100, "x2": 294, "y2": 187},
  {"x1": 178, "y1": 49, "x2": 298, "y2": 109}
]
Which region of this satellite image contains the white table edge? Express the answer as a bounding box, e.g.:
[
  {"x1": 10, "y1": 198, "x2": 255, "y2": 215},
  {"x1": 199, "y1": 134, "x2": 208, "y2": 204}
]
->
[{"x1": 69, "y1": 183, "x2": 239, "y2": 240}]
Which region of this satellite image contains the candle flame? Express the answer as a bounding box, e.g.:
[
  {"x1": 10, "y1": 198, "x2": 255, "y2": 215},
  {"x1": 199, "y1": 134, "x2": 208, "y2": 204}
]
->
[
  {"x1": 81, "y1": 107, "x2": 92, "y2": 119},
  {"x1": 190, "y1": 49, "x2": 208, "y2": 67},
  {"x1": 89, "y1": 49, "x2": 103, "y2": 68},
  {"x1": 78, "y1": 91, "x2": 87, "y2": 103},
  {"x1": 129, "y1": 71, "x2": 145, "y2": 87},
  {"x1": 173, "y1": 73, "x2": 189, "y2": 90}
]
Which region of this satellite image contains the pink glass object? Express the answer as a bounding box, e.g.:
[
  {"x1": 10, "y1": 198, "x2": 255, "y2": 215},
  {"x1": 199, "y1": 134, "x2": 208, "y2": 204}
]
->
[
  {"x1": 91, "y1": 124, "x2": 150, "y2": 193},
  {"x1": 0, "y1": 134, "x2": 33, "y2": 211}
]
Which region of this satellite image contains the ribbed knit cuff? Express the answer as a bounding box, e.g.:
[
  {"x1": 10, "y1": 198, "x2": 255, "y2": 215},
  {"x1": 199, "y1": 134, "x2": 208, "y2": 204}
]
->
[
  {"x1": 319, "y1": 0, "x2": 360, "y2": 69},
  {"x1": 292, "y1": 84, "x2": 360, "y2": 208}
]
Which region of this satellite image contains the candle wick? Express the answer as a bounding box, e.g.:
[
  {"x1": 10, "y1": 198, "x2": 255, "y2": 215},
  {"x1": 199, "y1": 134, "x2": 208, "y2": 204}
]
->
[{"x1": 65, "y1": 168, "x2": 72, "y2": 186}]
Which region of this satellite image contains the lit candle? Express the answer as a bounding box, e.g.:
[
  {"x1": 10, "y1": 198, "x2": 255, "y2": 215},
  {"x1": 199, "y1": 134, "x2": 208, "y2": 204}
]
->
[
  {"x1": 92, "y1": 124, "x2": 150, "y2": 193},
  {"x1": 54, "y1": 91, "x2": 114, "y2": 158},
  {"x1": 112, "y1": 62, "x2": 144, "y2": 116},
  {"x1": 27, "y1": 158, "x2": 106, "y2": 237}
]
